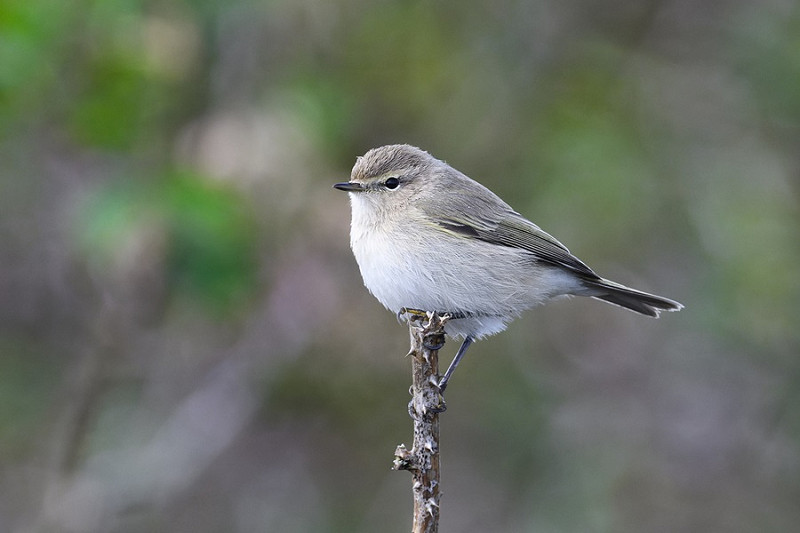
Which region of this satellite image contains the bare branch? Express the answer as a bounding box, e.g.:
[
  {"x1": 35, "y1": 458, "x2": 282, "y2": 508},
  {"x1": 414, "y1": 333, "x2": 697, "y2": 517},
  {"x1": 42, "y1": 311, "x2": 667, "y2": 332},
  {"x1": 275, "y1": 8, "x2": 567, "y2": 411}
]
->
[{"x1": 393, "y1": 311, "x2": 447, "y2": 533}]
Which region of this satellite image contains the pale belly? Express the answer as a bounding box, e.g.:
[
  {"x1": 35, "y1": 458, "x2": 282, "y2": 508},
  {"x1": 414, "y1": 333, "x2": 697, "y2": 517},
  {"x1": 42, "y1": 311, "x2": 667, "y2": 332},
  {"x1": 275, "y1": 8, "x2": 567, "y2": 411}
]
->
[{"x1": 350, "y1": 222, "x2": 579, "y2": 338}]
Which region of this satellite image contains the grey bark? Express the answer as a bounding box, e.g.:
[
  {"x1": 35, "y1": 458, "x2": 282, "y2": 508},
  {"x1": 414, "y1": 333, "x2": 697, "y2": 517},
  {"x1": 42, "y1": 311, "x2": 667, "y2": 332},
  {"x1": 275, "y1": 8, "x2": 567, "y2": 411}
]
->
[{"x1": 393, "y1": 311, "x2": 447, "y2": 533}]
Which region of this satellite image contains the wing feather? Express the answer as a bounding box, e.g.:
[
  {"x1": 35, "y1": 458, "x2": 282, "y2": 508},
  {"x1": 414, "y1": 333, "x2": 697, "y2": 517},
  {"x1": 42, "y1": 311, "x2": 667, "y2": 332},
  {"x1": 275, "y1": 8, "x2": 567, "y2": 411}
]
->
[{"x1": 415, "y1": 176, "x2": 599, "y2": 279}]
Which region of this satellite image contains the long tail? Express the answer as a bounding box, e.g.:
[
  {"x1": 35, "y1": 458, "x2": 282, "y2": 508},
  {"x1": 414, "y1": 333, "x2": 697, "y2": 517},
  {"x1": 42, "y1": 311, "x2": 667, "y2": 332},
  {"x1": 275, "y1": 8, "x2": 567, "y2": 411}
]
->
[{"x1": 581, "y1": 278, "x2": 683, "y2": 318}]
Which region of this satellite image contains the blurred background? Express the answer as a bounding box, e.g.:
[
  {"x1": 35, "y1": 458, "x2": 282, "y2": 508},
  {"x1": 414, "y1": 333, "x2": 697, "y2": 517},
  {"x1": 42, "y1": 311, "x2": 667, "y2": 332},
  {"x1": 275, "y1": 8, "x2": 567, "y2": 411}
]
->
[{"x1": 1, "y1": 0, "x2": 799, "y2": 531}]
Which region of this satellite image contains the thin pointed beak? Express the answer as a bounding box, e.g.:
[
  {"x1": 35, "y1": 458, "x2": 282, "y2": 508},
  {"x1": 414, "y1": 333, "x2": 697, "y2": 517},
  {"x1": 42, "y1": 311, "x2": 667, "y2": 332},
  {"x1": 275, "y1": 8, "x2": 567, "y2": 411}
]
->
[{"x1": 333, "y1": 181, "x2": 365, "y2": 192}]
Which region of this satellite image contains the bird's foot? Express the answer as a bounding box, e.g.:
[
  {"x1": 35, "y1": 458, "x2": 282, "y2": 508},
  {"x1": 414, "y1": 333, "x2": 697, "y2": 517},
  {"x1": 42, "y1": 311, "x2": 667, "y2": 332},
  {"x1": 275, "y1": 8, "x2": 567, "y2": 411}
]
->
[
  {"x1": 397, "y1": 307, "x2": 428, "y2": 324},
  {"x1": 422, "y1": 332, "x2": 445, "y2": 351}
]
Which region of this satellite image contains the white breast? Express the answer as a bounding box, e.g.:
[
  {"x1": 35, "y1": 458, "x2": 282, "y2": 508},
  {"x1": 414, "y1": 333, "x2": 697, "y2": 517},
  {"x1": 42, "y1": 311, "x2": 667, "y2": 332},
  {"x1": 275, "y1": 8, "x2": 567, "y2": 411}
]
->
[{"x1": 346, "y1": 193, "x2": 580, "y2": 339}]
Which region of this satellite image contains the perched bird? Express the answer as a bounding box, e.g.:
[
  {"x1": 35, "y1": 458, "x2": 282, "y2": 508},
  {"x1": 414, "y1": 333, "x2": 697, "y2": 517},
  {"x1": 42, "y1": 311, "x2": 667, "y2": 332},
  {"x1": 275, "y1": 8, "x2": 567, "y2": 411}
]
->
[{"x1": 335, "y1": 144, "x2": 682, "y2": 391}]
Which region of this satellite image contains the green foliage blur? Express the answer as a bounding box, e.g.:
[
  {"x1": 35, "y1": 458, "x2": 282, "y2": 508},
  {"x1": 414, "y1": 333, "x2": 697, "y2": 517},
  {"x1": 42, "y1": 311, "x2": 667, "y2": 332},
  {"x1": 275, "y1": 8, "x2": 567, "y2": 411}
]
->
[{"x1": 1, "y1": 1, "x2": 798, "y2": 532}]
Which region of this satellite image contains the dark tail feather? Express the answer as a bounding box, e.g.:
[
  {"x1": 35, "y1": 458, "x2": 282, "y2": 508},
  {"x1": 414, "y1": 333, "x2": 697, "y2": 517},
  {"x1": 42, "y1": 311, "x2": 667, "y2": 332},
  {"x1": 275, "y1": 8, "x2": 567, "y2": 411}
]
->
[{"x1": 582, "y1": 278, "x2": 683, "y2": 318}]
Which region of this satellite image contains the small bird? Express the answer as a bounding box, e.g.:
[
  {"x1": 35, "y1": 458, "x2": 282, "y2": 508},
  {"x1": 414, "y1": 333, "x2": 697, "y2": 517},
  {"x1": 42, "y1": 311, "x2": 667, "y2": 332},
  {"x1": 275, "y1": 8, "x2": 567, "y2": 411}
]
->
[{"x1": 334, "y1": 144, "x2": 682, "y2": 392}]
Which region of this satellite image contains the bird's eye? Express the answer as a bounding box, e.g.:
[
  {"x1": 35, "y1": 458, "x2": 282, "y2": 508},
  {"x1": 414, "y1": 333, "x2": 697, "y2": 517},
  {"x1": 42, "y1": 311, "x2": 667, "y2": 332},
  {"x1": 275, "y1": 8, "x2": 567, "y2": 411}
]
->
[{"x1": 384, "y1": 177, "x2": 400, "y2": 190}]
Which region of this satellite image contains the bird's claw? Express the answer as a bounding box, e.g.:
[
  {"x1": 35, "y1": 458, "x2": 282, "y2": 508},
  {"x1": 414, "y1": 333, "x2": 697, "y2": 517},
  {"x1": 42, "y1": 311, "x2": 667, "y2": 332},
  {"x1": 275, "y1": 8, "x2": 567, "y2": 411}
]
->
[
  {"x1": 422, "y1": 333, "x2": 445, "y2": 351},
  {"x1": 397, "y1": 307, "x2": 428, "y2": 324}
]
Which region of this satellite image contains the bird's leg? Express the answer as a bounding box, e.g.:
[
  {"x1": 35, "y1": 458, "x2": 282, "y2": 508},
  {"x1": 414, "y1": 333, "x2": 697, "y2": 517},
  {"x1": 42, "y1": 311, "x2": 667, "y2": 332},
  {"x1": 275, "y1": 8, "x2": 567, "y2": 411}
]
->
[{"x1": 438, "y1": 335, "x2": 474, "y2": 393}]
